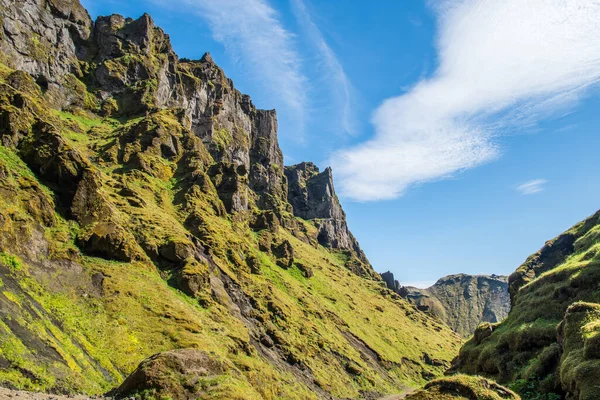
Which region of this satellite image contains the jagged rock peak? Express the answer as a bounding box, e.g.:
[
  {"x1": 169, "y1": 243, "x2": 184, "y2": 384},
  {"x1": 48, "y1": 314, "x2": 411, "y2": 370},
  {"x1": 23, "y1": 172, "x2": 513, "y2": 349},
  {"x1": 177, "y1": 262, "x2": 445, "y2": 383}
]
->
[
  {"x1": 201, "y1": 52, "x2": 214, "y2": 63},
  {"x1": 45, "y1": 0, "x2": 91, "y2": 25},
  {"x1": 285, "y1": 162, "x2": 343, "y2": 220},
  {"x1": 381, "y1": 271, "x2": 400, "y2": 293},
  {"x1": 285, "y1": 162, "x2": 376, "y2": 278},
  {"x1": 93, "y1": 12, "x2": 166, "y2": 61},
  {"x1": 0, "y1": 0, "x2": 374, "y2": 275}
]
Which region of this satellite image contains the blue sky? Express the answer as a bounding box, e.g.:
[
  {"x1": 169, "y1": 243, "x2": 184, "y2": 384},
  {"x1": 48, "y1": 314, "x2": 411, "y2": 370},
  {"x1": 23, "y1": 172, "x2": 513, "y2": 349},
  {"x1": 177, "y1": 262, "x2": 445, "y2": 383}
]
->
[{"x1": 82, "y1": 0, "x2": 600, "y2": 287}]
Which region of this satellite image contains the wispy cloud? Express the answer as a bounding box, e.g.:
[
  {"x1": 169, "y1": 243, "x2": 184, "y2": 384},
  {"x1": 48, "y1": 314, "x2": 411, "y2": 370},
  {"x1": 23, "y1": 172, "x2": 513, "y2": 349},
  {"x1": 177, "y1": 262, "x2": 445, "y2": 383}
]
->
[
  {"x1": 516, "y1": 179, "x2": 547, "y2": 195},
  {"x1": 290, "y1": 0, "x2": 355, "y2": 135},
  {"x1": 332, "y1": 0, "x2": 600, "y2": 201},
  {"x1": 152, "y1": 0, "x2": 307, "y2": 130}
]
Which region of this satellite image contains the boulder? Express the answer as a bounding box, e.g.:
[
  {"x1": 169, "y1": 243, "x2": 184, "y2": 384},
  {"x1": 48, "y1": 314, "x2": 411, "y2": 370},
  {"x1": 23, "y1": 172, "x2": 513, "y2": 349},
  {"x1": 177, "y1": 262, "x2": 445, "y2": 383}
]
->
[
  {"x1": 272, "y1": 240, "x2": 294, "y2": 269},
  {"x1": 405, "y1": 375, "x2": 519, "y2": 400},
  {"x1": 115, "y1": 349, "x2": 233, "y2": 400}
]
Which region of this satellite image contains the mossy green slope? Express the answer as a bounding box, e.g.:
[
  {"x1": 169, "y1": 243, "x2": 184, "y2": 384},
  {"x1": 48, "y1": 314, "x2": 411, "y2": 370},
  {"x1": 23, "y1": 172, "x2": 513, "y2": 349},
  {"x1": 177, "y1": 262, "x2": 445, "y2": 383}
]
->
[
  {"x1": 0, "y1": 3, "x2": 462, "y2": 397},
  {"x1": 405, "y1": 375, "x2": 520, "y2": 400},
  {"x1": 453, "y1": 211, "x2": 600, "y2": 400}
]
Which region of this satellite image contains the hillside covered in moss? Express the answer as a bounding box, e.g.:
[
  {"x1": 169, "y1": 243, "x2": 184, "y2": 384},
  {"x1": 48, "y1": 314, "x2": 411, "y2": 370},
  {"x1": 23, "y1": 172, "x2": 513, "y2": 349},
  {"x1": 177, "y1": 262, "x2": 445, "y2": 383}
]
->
[
  {"x1": 0, "y1": 0, "x2": 465, "y2": 398},
  {"x1": 452, "y1": 210, "x2": 600, "y2": 400}
]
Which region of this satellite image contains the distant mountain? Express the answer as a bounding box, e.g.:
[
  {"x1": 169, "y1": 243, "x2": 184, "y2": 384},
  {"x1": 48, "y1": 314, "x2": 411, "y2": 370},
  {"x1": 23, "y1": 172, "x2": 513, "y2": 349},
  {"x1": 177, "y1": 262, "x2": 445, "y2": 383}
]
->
[{"x1": 382, "y1": 272, "x2": 510, "y2": 337}]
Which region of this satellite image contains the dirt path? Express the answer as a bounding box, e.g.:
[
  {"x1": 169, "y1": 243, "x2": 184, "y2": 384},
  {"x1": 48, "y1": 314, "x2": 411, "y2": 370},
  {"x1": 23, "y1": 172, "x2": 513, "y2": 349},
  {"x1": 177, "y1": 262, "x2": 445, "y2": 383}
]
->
[{"x1": 378, "y1": 388, "x2": 416, "y2": 399}]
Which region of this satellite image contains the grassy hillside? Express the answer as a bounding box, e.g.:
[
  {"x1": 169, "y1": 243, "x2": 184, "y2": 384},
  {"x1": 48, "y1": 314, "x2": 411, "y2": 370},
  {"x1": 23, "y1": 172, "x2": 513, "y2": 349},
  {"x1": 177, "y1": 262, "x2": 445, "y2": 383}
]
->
[
  {"x1": 0, "y1": 55, "x2": 460, "y2": 399},
  {"x1": 453, "y1": 211, "x2": 600, "y2": 400}
]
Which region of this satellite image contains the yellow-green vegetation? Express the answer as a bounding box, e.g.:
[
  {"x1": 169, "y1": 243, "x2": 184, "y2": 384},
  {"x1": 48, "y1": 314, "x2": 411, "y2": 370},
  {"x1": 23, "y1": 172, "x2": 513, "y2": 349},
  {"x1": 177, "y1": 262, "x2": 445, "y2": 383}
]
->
[
  {"x1": 212, "y1": 126, "x2": 232, "y2": 152},
  {"x1": 455, "y1": 211, "x2": 600, "y2": 400},
  {"x1": 405, "y1": 375, "x2": 520, "y2": 400},
  {"x1": 0, "y1": 253, "x2": 21, "y2": 271},
  {"x1": 0, "y1": 56, "x2": 461, "y2": 399}
]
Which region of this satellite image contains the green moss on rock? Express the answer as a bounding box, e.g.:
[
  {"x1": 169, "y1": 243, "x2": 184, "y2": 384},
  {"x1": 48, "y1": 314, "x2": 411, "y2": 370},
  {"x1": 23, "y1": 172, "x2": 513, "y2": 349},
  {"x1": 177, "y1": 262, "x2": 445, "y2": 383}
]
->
[{"x1": 406, "y1": 375, "x2": 520, "y2": 400}]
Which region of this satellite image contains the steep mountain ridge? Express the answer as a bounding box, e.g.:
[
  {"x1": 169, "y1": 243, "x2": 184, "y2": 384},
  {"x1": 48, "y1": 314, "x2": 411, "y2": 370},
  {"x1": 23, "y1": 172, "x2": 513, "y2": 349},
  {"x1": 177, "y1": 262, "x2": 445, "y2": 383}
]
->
[
  {"x1": 0, "y1": 0, "x2": 461, "y2": 398},
  {"x1": 381, "y1": 272, "x2": 510, "y2": 337},
  {"x1": 452, "y1": 210, "x2": 600, "y2": 400}
]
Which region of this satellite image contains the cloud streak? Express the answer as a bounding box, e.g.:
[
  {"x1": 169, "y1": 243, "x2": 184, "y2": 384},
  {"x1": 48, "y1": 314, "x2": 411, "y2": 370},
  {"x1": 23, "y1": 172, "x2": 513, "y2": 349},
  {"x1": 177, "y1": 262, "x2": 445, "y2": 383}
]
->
[
  {"x1": 291, "y1": 0, "x2": 355, "y2": 135},
  {"x1": 154, "y1": 0, "x2": 307, "y2": 129},
  {"x1": 332, "y1": 0, "x2": 600, "y2": 201},
  {"x1": 516, "y1": 179, "x2": 547, "y2": 195}
]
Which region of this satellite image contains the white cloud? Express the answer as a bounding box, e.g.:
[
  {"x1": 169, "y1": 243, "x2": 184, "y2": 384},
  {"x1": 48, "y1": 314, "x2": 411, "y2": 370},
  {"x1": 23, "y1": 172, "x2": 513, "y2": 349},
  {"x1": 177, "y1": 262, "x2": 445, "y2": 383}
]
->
[
  {"x1": 332, "y1": 0, "x2": 600, "y2": 201},
  {"x1": 153, "y1": 0, "x2": 307, "y2": 129},
  {"x1": 516, "y1": 179, "x2": 547, "y2": 195},
  {"x1": 290, "y1": 0, "x2": 355, "y2": 135}
]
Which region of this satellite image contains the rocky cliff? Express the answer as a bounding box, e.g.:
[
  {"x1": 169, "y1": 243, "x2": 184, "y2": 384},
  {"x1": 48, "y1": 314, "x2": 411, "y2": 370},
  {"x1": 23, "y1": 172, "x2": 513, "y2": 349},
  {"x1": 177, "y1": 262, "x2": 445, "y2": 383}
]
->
[
  {"x1": 285, "y1": 162, "x2": 375, "y2": 278},
  {"x1": 381, "y1": 272, "x2": 510, "y2": 337},
  {"x1": 0, "y1": 0, "x2": 462, "y2": 398},
  {"x1": 452, "y1": 210, "x2": 600, "y2": 400}
]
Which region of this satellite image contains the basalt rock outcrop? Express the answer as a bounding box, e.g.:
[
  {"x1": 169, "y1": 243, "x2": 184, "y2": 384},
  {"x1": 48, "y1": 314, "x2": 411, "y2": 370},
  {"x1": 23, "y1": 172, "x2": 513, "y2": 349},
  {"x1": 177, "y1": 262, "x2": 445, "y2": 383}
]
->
[
  {"x1": 0, "y1": 0, "x2": 461, "y2": 398},
  {"x1": 285, "y1": 162, "x2": 376, "y2": 279},
  {"x1": 382, "y1": 271, "x2": 510, "y2": 337}
]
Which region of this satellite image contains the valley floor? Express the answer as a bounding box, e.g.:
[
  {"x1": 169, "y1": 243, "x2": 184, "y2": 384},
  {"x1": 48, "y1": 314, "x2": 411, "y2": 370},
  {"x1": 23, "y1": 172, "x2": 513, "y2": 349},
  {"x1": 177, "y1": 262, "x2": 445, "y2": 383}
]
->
[
  {"x1": 0, "y1": 387, "x2": 417, "y2": 400},
  {"x1": 0, "y1": 388, "x2": 109, "y2": 400}
]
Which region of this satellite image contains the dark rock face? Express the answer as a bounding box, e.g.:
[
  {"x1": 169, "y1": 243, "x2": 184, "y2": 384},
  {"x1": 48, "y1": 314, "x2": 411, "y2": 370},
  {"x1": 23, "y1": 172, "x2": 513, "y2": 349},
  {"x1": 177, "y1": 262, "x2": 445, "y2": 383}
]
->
[
  {"x1": 0, "y1": 0, "x2": 92, "y2": 107},
  {"x1": 285, "y1": 162, "x2": 375, "y2": 278},
  {"x1": 508, "y1": 211, "x2": 600, "y2": 304},
  {"x1": 285, "y1": 162, "x2": 343, "y2": 220},
  {"x1": 381, "y1": 271, "x2": 400, "y2": 293},
  {"x1": 249, "y1": 109, "x2": 287, "y2": 210},
  {"x1": 508, "y1": 225, "x2": 583, "y2": 303},
  {"x1": 387, "y1": 272, "x2": 510, "y2": 337}
]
